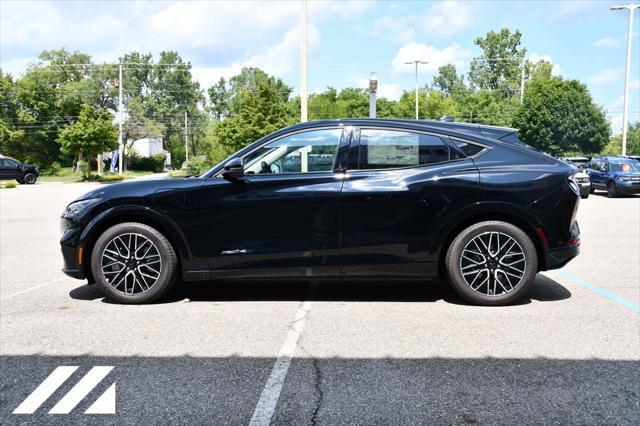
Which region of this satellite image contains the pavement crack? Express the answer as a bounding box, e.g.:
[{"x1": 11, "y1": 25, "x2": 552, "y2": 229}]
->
[{"x1": 299, "y1": 338, "x2": 323, "y2": 426}]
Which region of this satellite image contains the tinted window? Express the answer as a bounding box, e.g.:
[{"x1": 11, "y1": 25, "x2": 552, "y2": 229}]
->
[
  {"x1": 243, "y1": 128, "x2": 342, "y2": 174},
  {"x1": 358, "y1": 129, "x2": 450, "y2": 170},
  {"x1": 453, "y1": 140, "x2": 485, "y2": 157}
]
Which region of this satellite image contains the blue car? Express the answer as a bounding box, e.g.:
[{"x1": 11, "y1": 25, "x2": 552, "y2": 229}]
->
[{"x1": 587, "y1": 156, "x2": 640, "y2": 197}]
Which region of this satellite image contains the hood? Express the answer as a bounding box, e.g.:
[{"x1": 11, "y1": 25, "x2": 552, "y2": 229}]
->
[{"x1": 73, "y1": 176, "x2": 205, "y2": 204}]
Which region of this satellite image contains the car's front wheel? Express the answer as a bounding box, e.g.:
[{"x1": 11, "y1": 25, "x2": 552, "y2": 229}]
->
[
  {"x1": 23, "y1": 173, "x2": 37, "y2": 184},
  {"x1": 16, "y1": 178, "x2": 25, "y2": 184},
  {"x1": 90, "y1": 222, "x2": 178, "y2": 304},
  {"x1": 607, "y1": 182, "x2": 617, "y2": 198},
  {"x1": 446, "y1": 221, "x2": 538, "y2": 306}
]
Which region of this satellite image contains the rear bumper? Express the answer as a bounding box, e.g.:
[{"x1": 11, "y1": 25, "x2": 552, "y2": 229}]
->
[
  {"x1": 545, "y1": 245, "x2": 580, "y2": 270},
  {"x1": 544, "y1": 221, "x2": 581, "y2": 270}
]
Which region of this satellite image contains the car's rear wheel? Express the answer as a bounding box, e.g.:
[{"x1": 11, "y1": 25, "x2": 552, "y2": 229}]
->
[
  {"x1": 607, "y1": 182, "x2": 617, "y2": 198},
  {"x1": 23, "y1": 173, "x2": 37, "y2": 184},
  {"x1": 446, "y1": 221, "x2": 537, "y2": 306},
  {"x1": 16, "y1": 178, "x2": 25, "y2": 184},
  {"x1": 90, "y1": 222, "x2": 178, "y2": 304},
  {"x1": 589, "y1": 185, "x2": 595, "y2": 194}
]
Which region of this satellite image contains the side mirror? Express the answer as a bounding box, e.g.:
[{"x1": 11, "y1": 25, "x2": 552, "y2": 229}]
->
[{"x1": 222, "y1": 158, "x2": 244, "y2": 181}]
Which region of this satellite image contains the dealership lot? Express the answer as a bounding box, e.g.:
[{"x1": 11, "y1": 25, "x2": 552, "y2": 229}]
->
[{"x1": 1, "y1": 182, "x2": 638, "y2": 424}]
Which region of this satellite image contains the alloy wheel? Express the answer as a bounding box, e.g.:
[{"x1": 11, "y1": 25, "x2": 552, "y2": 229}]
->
[
  {"x1": 100, "y1": 233, "x2": 162, "y2": 295},
  {"x1": 459, "y1": 231, "x2": 526, "y2": 297}
]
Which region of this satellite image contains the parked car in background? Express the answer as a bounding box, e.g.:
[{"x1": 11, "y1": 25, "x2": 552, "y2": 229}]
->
[
  {"x1": 60, "y1": 119, "x2": 581, "y2": 306},
  {"x1": 0, "y1": 156, "x2": 40, "y2": 184},
  {"x1": 562, "y1": 156, "x2": 590, "y2": 170},
  {"x1": 587, "y1": 156, "x2": 640, "y2": 197},
  {"x1": 560, "y1": 157, "x2": 591, "y2": 198}
]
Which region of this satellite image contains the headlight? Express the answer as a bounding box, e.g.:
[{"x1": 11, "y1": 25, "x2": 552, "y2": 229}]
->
[{"x1": 63, "y1": 198, "x2": 101, "y2": 217}]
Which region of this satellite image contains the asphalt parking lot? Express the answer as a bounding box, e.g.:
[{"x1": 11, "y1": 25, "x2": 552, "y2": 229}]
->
[{"x1": 1, "y1": 181, "x2": 639, "y2": 425}]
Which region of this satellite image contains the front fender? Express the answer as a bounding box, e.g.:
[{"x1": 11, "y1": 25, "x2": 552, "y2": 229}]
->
[{"x1": 79, "y1": 204, "x2": 192, "y2": 262}]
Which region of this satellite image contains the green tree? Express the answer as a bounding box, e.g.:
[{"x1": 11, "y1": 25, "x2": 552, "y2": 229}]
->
[
  {"x1": 602, "y1": 122, "x2": 640, "y2": 155},
  {"x1": 513, "y1": 77, "x2": 610, "y2": 155},
  {"x1": 58, "y1": 105, "x2": 118, "y2": 176},
  {"x1": 215, "y1": 76, "x2": 293, "y2": 153},
  {"x1": 432, "y1": 64, "x2": 466, "y2": 97},
  {"x1": 468, "y1": 28, "x2": 526, "y2": 97},
  {"x1": 208, "y1": 77, "x2": 230, "y2": 120}
]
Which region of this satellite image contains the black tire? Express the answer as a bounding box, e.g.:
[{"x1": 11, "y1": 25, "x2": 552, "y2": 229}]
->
[
  {"x1": 16, "y1": 178, "x2": 25, "y2": 184},
  {"x1": 581, "y1": 192, "x2": 589, "y2": 199},
  {"x1": 446, "y1": 221, "x2": 538, "y2": 306},
  {"x1": 589, "y1": 185, "x2": 595, "y2": 194},
  {"x1": 607, "y1": 182, "x2": 617, "y2": 198},
  {"x1": 91, "y1": 222, "x2": 178, "y2": 304},
  {"x1": 23, "y1": 173, "x2": 37, "y2": 184}
]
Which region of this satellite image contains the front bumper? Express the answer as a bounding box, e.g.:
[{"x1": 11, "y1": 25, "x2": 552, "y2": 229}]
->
[
  {"x1": 60, "y1": 217, "x2": 86, "y2": 280},
  {"x1": 614, "y1": 181, "x2": 640, "y2": 194},
  {"x1": 578, "y1": 184, "x2": 590, "y2": 197}
]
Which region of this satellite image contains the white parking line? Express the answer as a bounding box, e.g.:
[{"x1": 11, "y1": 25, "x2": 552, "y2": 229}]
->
[
  {"x1": 1, "y1": 277, "x2": 67, "y2": 301},
  {"x1": 249, "y1": 299, "x2": 313, "y2": 426}
]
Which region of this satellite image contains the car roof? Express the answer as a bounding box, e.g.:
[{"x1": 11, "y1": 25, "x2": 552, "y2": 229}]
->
[{"x1": 285, "y1": 118, "x2": 518, "y2": 141}]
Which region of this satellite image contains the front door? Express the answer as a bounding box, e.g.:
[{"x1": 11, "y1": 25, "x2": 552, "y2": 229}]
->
[{"x1": 190, "y1": 127, "x2": 349, "y2": 278}]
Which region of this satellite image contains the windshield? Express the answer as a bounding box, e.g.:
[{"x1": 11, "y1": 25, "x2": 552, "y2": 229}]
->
[{"x1": 610, "y1": 161, "x2": 640, "y2": 173}]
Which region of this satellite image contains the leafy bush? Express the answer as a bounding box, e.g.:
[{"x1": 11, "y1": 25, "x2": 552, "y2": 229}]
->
[
  {"x1": 127, "y1": 153, "x2": 166, "y2": 172},
  {"x1": 181, "y1": 155, "x2": 210, "y2": 176},
  {"x1": 2, "y1": 181, "x2": 17, "y2": 188},
  {"x1": 97, "y1": 174, "x2": 125, "y2": 182},
  {"x1": 43, "y1": 162, "x2": 62, "y2": 176}
]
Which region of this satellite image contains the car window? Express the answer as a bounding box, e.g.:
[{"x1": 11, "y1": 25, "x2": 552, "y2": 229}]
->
[
  {"x1": 1, "y1": 159, "x2": 17, "y2": 168},
  {"x1": 453, "y1": 139, "x2": 485, "y2": 157},
  {"x1": 243, "y1": 128, "x2": 342, "y2": 175},
  {"x1": 357, "y1": 129, "x2": 450, "y2": 170},
  {"x1": 610, "y1": 161, "x2": 640, "y2": 172}
]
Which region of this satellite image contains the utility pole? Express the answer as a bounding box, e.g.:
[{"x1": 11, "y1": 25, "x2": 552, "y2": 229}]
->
[
  {"x1": 369, "y1": 72, "x2": 378, "y2": 118},
  {"x1": 611, "y1": 4, "x2": 639, "y2": 156},
  {"x1": 117, "y1": 63, "x2": 124, "y2": 175},
  {"x1": 405, "y1": 60, "x2": 427, "y2": 119},
  {"x1": 184, "y1": 112, "x2": 189, "y2": 163},
  {"x1": 520, "y1": 58, "x2": 526, "y2": 102},
  {"x1": 300, "y1": 0, "x2": 308, "y2": 123}
]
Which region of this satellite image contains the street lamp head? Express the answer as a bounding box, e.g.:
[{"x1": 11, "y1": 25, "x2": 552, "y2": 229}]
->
[
  {"x1": 369, "y1": 72, "x2": 378, "y2": 93},
  {"x1": 610, "y1": 4, "x2": 640, "y2": 10}
]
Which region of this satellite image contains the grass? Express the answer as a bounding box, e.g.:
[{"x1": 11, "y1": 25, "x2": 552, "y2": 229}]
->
[
  {"x1": 38, "y1": 167, "x2": 155, "y2": 183},
  {"x1": 1, "y1": 181, "x2": 17, "y2": 189}
]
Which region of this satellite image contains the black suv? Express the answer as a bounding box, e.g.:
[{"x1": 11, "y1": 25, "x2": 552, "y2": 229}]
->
[
  {"x1": 60, "y1": 119, "x2": 581, "y2": 306},
  {"x1": 0, "y1": 156, "x2": 40, "y2": 184}
]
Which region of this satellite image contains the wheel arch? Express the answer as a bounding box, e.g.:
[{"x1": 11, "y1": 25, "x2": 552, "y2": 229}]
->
[
  {"x1": 436, "y1": 209, "x2": 546, "y2": 279},
  {"x1": 79, "y1": 206, "x2": 190, "y2": 281}
]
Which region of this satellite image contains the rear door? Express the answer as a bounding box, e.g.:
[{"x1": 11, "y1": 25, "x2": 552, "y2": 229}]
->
[{"x1": 339, "y1": 127, "x2": 480, "y2": 277}]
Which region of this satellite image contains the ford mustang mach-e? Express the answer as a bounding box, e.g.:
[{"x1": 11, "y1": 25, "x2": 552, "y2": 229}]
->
[{"x1": 60, "y1": 119, "x2": 581, "y2": 305}]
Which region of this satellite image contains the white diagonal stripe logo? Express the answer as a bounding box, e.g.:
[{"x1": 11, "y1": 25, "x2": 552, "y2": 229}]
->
[
  {"x1": 49, "y1": 366, "x2": 114, "y2": 414},
  {"x1": 13, "y1": 366, "x2": 79, "y2": 414},
  {"x1": 13, "y1": 366, "x2": 115, "y2": 415}
]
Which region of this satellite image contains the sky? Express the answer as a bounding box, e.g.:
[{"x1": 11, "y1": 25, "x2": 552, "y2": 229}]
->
[{"x1": 1, "y1": 0, "x2": 638, "y2": 132}]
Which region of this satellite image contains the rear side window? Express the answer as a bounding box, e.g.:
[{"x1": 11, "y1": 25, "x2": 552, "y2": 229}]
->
[
  {"x1": 453, "y1": 140, "x2": 485, "y2": 157},
  {"x1": 357, "y1": 129, "x2": 450, "y2": 170}
]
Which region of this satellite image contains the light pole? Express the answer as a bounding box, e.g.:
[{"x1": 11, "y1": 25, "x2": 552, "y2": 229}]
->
[
  {"x1": 611, "y1": 3, "x2": 639, "y2": 156},
  {"x1": 369, "y1": 72, "x2": 378, "y2": 118},
  {"x1": 300, "y1": 0, "x2": 308, "y2": 123},
  {"x1": 405, "y1": 60, "x2": 428, "y2": 119}
]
